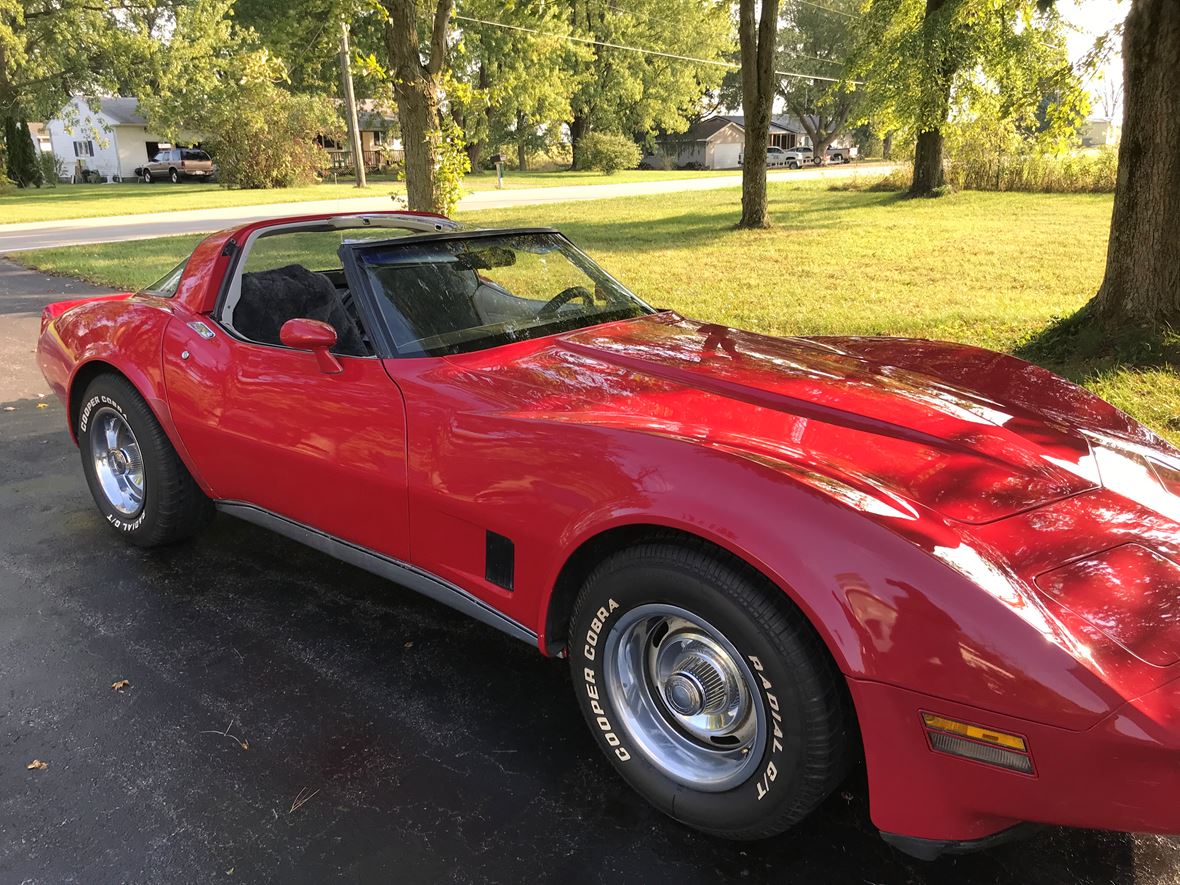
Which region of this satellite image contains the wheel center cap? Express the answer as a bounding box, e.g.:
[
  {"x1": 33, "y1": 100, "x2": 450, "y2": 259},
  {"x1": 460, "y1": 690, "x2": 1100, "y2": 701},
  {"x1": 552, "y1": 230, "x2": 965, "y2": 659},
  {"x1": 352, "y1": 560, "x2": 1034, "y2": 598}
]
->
[
  {"x1": 664, "y1": 673, "x2": 705, "y2": 716},
  {"x1": 108, "y1": 449, "x2": 130, "y2": 475}
]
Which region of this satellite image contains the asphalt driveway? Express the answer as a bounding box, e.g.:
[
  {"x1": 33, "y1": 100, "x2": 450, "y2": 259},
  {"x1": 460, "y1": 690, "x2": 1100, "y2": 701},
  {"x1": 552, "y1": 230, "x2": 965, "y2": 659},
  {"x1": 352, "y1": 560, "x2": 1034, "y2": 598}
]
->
[{"x1": 2, "y1": 266, "x2": 1179, "y2": 883}]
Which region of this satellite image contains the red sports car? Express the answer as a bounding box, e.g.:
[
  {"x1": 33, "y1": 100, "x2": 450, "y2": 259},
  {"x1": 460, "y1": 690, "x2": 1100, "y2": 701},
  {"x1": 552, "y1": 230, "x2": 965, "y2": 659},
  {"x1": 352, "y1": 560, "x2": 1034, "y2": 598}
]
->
[{"x1": 36, "y1": 211, "x2": 1180, "y2": 859}]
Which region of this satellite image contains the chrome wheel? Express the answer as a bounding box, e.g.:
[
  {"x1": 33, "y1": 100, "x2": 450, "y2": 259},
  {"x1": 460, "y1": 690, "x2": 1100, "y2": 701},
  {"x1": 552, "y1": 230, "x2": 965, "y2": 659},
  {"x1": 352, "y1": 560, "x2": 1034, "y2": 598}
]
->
[
  {"x1": 89, "y1": 407, "x2": 145, "y2": 516},
  {"x1": 603, "y1": 604, "x2": 766, "y2": 792}
]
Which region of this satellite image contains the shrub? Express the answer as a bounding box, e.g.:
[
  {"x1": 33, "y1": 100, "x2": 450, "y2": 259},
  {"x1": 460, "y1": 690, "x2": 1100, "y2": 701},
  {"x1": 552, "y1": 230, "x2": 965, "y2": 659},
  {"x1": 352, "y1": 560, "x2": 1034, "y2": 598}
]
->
[
  {"x1": 201, "y1": 86, "x2": 339, "y2": 189},
  {"x1": 945, "y1": 146, "x2": 1118, "y2": 193},
  {"x1": 577, "y1": 132, "x2": 641, "y2": 175}
]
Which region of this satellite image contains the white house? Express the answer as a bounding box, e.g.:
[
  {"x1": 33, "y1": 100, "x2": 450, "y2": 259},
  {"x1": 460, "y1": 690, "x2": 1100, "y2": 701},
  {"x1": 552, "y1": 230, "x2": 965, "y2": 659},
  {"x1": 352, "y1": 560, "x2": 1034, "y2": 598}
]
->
[{"x1": 45, "y1": 96, "x2": 174, "y2": 182}]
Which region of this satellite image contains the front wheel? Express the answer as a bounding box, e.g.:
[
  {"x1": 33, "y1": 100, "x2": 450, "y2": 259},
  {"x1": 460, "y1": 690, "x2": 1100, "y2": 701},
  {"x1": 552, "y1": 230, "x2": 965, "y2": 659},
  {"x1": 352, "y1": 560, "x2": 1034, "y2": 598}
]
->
[
  {"x1": 569, "y1": 540, "x2": 853, "y2": 840},
  {"x1": 169, "y1": 168, "x2": 180, "y2": 183},
  {"x1": 77, "y1": 374, "x2": 213, "y2": 547}
]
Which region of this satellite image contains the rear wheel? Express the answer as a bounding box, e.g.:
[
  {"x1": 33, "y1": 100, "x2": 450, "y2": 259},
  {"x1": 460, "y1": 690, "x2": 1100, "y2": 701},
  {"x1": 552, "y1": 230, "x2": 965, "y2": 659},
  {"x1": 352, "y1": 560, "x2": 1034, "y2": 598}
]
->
[
  {"x1": 77, "y1": 374, "x2": 212, "y2": 547},
  {"x1": 169, "y1": 168, "x2": 180, "y2": 183},
  {"x1": 569, "y1": 540, "x2": 853, "y2": 840}
]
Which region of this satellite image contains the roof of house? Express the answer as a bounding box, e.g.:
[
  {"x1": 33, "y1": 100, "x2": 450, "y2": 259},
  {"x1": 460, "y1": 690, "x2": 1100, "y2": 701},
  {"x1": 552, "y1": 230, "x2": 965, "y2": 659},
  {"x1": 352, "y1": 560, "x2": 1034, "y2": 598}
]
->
[
  {"x1": 92, "y1": 97, "x2": 147, "y2": 126},
  {"x1": 720, "y1": 114, "x2": 810, "y2": 135},
  {"x1": 657, "y1": 116, "x2": 741, "y2": 143}
]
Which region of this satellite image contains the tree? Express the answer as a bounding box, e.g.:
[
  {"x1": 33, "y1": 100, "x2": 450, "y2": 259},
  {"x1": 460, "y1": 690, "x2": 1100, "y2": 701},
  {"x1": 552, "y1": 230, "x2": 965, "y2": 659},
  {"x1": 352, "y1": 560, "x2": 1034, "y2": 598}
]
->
[
  {"x1": 853, "y1": 0, "x2": 1081, "y2": 196},
  {"x1": 448, "y1": 0, "x2": 588, "y2": 171},
  {"x1": 383, "y1": 0, "x2": 456, "y2": 213},
  {"x1": 4, "y1": 116, "x2": 42, "y2": 186},
  {"x1": 775, "y1": 0, "x2": 859, "y2": 163},
  {"x1": 738, "y1": 0, "x2": 779, "y2": 229},
  {"x1": 1089, "y1": 0, "x2": 1180, "y2": 330},
  {"x1": 566, "y1": 0, "x2": 732, "y2": 168}
]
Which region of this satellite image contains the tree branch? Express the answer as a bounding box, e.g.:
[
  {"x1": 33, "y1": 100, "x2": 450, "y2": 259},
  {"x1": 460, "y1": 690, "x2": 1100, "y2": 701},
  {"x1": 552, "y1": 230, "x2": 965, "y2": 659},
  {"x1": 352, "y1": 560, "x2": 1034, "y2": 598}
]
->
[{"x1": 424, "y1": 0, "x2": 455, "y2": 76}]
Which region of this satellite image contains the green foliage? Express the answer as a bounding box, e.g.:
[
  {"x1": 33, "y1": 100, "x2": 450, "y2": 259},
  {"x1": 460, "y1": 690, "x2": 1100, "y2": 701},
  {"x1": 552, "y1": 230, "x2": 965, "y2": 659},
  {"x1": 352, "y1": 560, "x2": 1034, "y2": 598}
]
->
[
  {"x1": 38, "y1": 148, "x2": 64, "y2": 186},
  {"x1": 449, "y1": 0, "x2": 589, "y2": 167},
  {"x1": 431, "y1": 113, "x2": 472, "y2": 214},
  {"x1": 850, "y1": 0, "x2": 1091, "y2": 174},
  {"x1": 139, "y1": 0, "x2": 341, "y2": 189},
  {"x1": 567, "y1": 0, "x2": 733, "y2": 139},
  {"x1": 945, "y1": 121, "x2": 1118, "y2": 193},
  {"x1": 576, "y1": 132, "x2": 641, "y2": 174},
  {"x1": 3, "y1": 116, "x2": 42, "y2": 187},
  {"x1": 205, "y1": 87, "x2": 339, "y2": 188}
]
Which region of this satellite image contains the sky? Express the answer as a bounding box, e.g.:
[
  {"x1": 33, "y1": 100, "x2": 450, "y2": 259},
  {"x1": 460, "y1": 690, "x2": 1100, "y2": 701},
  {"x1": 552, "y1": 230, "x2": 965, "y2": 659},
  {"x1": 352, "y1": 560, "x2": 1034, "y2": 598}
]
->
[{"x1": 1058, "y1": 0, "x2": 1127, "y2": 120}]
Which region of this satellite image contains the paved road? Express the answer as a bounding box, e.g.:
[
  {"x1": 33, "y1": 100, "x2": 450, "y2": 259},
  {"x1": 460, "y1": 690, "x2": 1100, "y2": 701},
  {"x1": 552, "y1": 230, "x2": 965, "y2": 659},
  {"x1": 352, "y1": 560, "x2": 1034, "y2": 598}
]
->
[
  {"x1": 3, "y1": 261, "x2": 1180, "y2": 883},
  {"x1": 0, "y1": 164, "x2": 892, "y2": 253}
]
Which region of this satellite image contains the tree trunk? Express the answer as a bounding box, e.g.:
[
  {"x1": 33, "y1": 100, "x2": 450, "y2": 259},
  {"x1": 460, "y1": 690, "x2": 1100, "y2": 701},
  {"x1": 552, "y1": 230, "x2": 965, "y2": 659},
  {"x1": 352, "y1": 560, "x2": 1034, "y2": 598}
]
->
[
  {"x1": 882, "y1": 131, "x2": 893, "y2": 160},
  {"x1": 516, "y1": 110, "x2": 529, "y2": 171},
  {"x1": 383, "y1": 0, "x2": 454, "y2": 213},
  {"x1": 1091, "y1": 0, "x2": 1180, "y2": 328},
  {"x1": 909, "y1": 0, "x2": 952, "y2": 197},
  {"x1": 392, "y1": 72, "x2": 443, "y2": 211},
  {"x1": 570, "y1": 113, "x2": 588, "y2": 170},
  {"x1": 738, "y1": 0, "x2": 780, "y2": 229},
  {"x1": 910, "y1": 129, "x2": 945, "y2": 195}
]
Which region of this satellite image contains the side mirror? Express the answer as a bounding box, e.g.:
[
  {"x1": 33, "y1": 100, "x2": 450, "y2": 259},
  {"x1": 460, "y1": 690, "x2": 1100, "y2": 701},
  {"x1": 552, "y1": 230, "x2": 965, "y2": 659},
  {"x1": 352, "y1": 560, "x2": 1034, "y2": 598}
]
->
[{"x1": 280, "y1": 318, "x2": 343, "y2": 374}]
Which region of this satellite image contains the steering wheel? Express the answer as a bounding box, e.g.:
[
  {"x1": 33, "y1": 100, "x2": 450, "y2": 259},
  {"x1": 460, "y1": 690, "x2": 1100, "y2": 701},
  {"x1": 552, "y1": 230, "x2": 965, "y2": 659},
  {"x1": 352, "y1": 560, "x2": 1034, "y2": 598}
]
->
[{"x1": 538, "y1": 285, "x2": 595, "y2": 318}]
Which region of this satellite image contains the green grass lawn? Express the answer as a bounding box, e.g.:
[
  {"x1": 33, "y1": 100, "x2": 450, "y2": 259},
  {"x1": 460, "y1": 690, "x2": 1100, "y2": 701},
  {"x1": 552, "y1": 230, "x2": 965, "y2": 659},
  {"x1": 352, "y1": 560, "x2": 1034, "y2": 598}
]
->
[
  {"x1": 15, "y1": 181, "x2": 1179, "y2": 443},
  {"x1": 0, "y1": 166, "x2": 781, "y2": 226}
]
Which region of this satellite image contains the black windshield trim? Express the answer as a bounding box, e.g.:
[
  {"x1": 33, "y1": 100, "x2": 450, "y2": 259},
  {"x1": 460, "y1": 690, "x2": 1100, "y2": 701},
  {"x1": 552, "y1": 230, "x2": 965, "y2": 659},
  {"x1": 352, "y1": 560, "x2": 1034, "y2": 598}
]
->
[{"x1": 343, "y1": 229, "x2": 653, "y2": 359}]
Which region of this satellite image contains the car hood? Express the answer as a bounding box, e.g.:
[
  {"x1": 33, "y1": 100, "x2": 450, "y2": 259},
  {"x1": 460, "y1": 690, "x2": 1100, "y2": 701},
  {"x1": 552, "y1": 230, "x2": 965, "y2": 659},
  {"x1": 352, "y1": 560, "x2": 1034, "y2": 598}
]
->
[{"x1": 457, "y1": 314, "x2": 1171, "y2": 525}]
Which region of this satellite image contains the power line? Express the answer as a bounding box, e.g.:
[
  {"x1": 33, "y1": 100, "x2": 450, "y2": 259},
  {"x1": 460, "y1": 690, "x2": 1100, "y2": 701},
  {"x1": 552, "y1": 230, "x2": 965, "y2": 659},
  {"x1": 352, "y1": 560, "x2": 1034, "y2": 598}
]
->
[
  {"x1": 599, "y1": 1, "x2": 845, "y2": 66},
  {"x1": 795, "y1": 0, "x2": 858, "y2": 18},
  {"x1": 453, "y1": 14, "x2": 857, "y2": 84}
]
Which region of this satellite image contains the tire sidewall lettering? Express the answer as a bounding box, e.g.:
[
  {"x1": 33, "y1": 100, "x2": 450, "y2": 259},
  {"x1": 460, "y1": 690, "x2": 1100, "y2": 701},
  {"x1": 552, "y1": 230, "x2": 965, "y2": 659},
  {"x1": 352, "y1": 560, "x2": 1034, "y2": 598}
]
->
[
  {"x1": 580, "y1": 599, "x2": 631, "y2": 762},
  {"x1": 747, "y1": 654, "x2": 786, "y2": 801},
  {"x1": 80, "y1": 393, "x2": 148, "y2": 530}
]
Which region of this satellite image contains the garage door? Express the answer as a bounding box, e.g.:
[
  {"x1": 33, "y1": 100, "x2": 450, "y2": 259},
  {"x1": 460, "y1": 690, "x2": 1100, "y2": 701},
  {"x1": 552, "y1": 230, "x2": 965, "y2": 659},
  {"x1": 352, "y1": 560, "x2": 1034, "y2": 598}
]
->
[{"x1": 712, "y1": 143, "x2": 741, "y2": 169}]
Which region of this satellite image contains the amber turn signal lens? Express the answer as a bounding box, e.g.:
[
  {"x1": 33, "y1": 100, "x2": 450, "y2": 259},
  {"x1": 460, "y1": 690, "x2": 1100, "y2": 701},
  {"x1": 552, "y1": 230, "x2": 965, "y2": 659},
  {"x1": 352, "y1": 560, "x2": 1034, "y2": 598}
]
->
[
  {"x1": 921, "y1": 712, "x2": 1027, "y2": 751},
  {"x1": 921, "y1": 712, "x2": 1034, "y2": 774}
]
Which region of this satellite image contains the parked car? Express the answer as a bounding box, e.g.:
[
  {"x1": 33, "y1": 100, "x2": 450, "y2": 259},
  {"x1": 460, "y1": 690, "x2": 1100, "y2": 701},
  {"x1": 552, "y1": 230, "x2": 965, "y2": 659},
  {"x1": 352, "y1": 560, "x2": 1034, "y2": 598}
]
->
[
  {"x1": 136, "y1": 148, "x2": 216, "y2": 183},
  {"x1": 766, "y1": 146, "x2": 791, "y2": 167},
  {"x1": 826, "y1": 146, "x2": 854, "y2": 164},
  {"x1": 36, "y1": 211, "x2": 1180, "y2": 861}
]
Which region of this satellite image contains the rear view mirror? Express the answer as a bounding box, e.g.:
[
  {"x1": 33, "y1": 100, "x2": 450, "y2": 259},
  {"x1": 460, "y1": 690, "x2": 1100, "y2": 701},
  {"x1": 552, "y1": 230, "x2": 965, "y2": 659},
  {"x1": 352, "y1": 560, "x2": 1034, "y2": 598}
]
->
[
  {"x1": 280, "y1": 318, "x2": 342, "y2": 374},
  {"x1": 454, "y1": 246, "x2": 516, "y2": 271}
]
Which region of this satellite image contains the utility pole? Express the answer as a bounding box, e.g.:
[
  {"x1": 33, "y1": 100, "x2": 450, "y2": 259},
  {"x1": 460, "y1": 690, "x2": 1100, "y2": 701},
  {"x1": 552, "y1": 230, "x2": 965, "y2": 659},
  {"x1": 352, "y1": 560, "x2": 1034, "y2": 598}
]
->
[{"x1": 339, "y1": 21, "x2": 367, "y2": 188}]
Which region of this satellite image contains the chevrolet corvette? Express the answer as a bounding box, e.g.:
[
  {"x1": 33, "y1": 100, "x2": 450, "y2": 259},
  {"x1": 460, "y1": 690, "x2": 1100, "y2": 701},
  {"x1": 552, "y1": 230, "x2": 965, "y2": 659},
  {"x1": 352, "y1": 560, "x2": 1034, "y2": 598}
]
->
[{"x1": 36, "y1": 211, "x2": 1180, "y2": 859}]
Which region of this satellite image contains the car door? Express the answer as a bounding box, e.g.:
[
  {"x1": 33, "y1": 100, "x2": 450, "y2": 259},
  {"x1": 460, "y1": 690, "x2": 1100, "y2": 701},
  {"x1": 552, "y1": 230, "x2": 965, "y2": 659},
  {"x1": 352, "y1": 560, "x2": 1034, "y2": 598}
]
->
[{"x1": 162, "y1": 231, "x2": 412, "y2": 559}]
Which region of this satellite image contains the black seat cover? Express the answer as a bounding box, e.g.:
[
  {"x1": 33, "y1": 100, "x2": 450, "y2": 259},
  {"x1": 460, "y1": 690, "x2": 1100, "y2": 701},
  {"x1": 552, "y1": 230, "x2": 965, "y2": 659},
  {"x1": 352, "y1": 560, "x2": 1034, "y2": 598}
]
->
[{"x1": 235, "y1": 264, "x2": 366, "y2": 355}]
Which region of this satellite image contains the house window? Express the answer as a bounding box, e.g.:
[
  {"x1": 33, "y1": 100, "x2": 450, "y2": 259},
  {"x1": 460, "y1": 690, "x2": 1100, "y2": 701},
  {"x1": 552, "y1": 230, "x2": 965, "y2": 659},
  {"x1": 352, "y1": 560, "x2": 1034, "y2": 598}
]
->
[
  {"x1": 372, "y1": 130, "x2": 384, "y2": 144},
  {"x1": 73, "y1": 140, "x2": 95, "y2": 157}
]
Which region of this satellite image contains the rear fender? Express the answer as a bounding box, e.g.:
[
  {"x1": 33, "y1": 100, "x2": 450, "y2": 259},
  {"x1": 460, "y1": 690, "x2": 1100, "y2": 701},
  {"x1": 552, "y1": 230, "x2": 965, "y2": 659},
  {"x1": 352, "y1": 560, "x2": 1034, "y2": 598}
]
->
[{"x1": 53, "y1": 298, "x2": 212, "y2": 495}]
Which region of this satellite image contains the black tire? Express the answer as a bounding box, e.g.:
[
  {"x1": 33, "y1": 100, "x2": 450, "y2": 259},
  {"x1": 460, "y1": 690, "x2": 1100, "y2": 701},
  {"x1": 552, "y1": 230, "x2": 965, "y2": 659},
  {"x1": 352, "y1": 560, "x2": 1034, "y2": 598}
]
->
[
  {"x1": 569, "y1": 539, "x2": 853, "y2": 840},
  {"x1": 77, "y1": 374, "x2": 213, "y2": 547},
  {"x1": 169, "y1": 168, "x2": 180, "y2": 183},
  {"x1": 142, "y1": 170, "x2": 152, "y2": 183}
]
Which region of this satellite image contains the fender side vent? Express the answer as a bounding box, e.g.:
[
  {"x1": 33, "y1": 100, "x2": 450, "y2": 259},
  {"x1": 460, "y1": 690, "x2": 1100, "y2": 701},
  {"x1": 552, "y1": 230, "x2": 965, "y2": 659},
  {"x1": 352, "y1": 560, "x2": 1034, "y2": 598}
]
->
[{"x1": 485, "y1": 531, "x2": 515, "y2": 591}]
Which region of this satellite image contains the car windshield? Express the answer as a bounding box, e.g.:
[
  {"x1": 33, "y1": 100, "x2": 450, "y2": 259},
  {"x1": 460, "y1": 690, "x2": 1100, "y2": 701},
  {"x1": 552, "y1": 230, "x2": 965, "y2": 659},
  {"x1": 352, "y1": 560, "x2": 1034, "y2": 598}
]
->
[{"x1": 355, "y1": 231, "x2": 653, "y2": 356}]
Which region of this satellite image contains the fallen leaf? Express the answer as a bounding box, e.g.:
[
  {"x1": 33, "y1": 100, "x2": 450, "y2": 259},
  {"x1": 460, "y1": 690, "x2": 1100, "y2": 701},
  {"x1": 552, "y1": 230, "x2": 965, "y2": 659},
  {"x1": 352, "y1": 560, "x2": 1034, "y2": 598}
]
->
[
  {"x1": 36, "y1": 402, "x2": 48, "y2": 410},
  {"x1": 111, "y1": 679, "x2": 130, "y2": 691},
  {"x1": 27, "y1": 759, "x2": 48, "y2": 770},
  {"x1": 239, "y1": 740, "x2": 249, "y2": 751},
  {"x1": 403, "y1": 641, "x2": 414, "y2": 649},
  {"x1": 2, "y1": 406, "x2": 14, "y2": 412}
]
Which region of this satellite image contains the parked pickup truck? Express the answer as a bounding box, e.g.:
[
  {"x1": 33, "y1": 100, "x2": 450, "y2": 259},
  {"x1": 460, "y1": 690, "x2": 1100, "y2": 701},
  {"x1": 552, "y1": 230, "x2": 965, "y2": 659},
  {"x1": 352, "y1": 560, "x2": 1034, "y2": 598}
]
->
[{"x1": 783, "y1": 146, "x2": 856, "y2": 168}]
